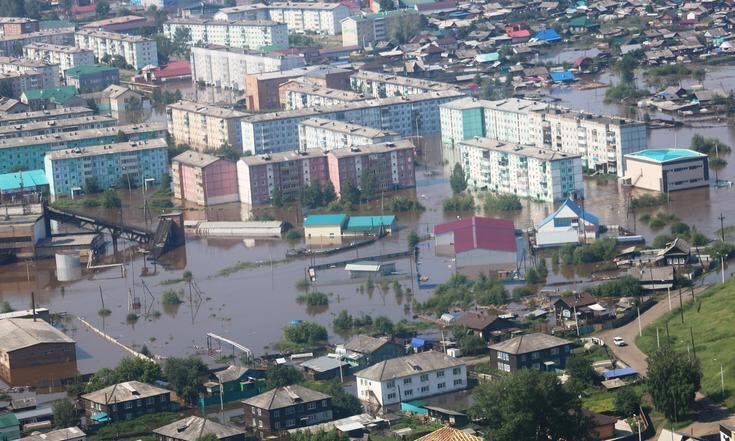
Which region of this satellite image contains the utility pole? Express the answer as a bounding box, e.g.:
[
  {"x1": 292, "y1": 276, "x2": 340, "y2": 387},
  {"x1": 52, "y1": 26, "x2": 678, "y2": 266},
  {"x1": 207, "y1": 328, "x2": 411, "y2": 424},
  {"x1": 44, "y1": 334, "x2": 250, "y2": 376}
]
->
[
  {"x1": 679, "y1": 287, "x2": 684, "y2": 324},
  {"x1": 667, "y1": 287, "x2": 672, "y2": 311},
  {"x1": 637, "y1": 306, "x2": 642, "y2": 337},
  {"x1": 719, "y1": 212, "x2": 726, "y2": 242}
]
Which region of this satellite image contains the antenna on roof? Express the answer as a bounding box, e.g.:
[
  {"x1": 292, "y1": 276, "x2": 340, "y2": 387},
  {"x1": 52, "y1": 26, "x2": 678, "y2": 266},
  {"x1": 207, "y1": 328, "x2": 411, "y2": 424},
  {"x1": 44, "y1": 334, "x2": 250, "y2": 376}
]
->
[{"x1": 31, "y1": 291, "x2": 36, "y2": 322}]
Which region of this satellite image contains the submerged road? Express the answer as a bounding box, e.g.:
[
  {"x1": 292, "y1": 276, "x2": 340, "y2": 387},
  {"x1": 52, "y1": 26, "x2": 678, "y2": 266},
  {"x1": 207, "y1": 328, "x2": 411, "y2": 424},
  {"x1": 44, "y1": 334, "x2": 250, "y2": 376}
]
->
[{"x1": 596, "y1": 284, "x2": 735, "y2": 437}]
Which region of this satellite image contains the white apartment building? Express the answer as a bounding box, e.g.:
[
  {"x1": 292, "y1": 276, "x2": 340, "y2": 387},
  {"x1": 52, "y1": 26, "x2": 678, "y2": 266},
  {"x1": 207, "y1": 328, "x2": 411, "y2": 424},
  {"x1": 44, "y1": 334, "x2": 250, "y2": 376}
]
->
[
  {"x1": 298, "y1": 117, "x2": 399, "y2": 150},
  {"x1": 214, "y1": 2, "x2": 351, "y2": 35},
  {"x1": 341, "y1": 9, "x2": 419, "y2": 48},
  {"x1": 439, "y1": 97, "x2": 646, "y2": 176},
  {"x1": 163, "y1": 19, "x2": 288, "y2": 50},
  {"x1": 280, "y1": 80, "x2": 365, "y2": 110},
  {"x1": 167, "y1": 100, "x2": 249, "y2": 151},
  {"x1": 532, "y1": 109, "x2": 647, "y2": 176},
  {"x1": 0, "y1": 57, "x2": 58, "y2": 88},
  {"x1": 0, "y1": 27, "x2": 75, "y2": 56},
  {"x1": 350, "y1": 70, "x2": 458, "y2": 98},
  {"x1": 354, "y1": 351, "x2": 467, "y2": 408},
  {"x1": 75, "y1": 30, "x2": 158, "y2": 70},
  {"x1": 241, "y1": 90, "x2": 463, "y2": 154},
  {"x1": 190, "y1": 45, "x2": 305, "y2": 91},
  {"x1": 23, "y1": 43, "x2": 95, "y2": 74},
  {"x1": 459, "y1": 137, "x2": 584, "y2": 202}
]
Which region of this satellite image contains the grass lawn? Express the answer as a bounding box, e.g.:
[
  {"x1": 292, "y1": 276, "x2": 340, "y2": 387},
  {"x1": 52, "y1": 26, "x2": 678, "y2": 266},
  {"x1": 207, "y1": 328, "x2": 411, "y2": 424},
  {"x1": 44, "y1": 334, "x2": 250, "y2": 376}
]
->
[
  {"x1": 637, "y1": 279, "x2": 735, "y2": 409},
  {"x1": 581, "y1": 388, "x2": 617, "y2": 413},
  {"x1": 369, "y1": 416, "x2": 443, "y2": 441}
]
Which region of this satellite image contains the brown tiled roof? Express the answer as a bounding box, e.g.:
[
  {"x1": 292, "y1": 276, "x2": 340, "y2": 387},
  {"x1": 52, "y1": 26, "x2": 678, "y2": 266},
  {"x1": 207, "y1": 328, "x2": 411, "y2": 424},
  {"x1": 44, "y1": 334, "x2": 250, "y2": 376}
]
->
[{"x1": 415, "y1": 427, "x2": 483, "y2": 441}]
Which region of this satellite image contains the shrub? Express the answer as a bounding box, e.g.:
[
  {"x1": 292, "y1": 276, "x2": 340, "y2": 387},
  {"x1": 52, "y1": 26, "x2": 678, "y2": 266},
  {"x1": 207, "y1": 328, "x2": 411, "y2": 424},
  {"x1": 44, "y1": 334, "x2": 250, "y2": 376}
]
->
[
  {"x1": 286, "y1": 229, "x2": 302, "y2": 241},
  {"x1": 443, "y1": 193, "x2": 475, "y2": 211},
  {"x1": 161, "y1": 289, "x2": 183, "y2": 305},
  {"x1": 296, "y1": 291, "x2": 329, "y2": 306},
  {"x1": 483, "y1": 193, "x2": 522, "y2": 211}
]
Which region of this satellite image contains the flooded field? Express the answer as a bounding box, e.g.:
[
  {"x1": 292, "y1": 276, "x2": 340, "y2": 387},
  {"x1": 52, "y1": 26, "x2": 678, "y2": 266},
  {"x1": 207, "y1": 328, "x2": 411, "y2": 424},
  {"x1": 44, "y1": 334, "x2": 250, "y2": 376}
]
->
[{"x1": 3, "y1": 65, "x2": 735, "y2": 369}]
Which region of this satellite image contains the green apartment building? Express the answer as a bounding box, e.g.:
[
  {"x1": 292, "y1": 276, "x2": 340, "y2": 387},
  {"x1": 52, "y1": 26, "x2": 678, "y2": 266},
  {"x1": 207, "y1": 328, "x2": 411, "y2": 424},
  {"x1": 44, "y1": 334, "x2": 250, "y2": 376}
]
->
[
  {"x1": 0, "y1": 122, "x2": 166, "y2": 174},
  {"x1": 44, "y1": 138, "x2": 169, "y2": 196},
  {"x1": 439, "y1": 98, "x2": 486, "y2": 152}
]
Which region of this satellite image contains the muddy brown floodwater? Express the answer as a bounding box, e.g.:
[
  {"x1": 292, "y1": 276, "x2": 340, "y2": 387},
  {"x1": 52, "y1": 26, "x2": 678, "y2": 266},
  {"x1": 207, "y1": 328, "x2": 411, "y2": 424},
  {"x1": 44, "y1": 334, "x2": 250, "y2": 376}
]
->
[{"x1": 4, "y1": 67, "x2": 735, "y2": 369}]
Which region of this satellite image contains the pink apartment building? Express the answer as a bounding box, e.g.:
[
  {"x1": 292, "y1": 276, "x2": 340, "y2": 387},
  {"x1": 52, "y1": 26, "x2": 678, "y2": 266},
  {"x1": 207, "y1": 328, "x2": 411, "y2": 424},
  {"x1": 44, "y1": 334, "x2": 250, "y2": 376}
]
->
[
  {"x1": 327, "y1": 139, "x2": 416, "y2": 196},
  {"x1": 171, "y1": 151, "x2": 239, "y2": 206},
  {"x1": 237, "y1": 150, "x2": 330, "y2": 205}
]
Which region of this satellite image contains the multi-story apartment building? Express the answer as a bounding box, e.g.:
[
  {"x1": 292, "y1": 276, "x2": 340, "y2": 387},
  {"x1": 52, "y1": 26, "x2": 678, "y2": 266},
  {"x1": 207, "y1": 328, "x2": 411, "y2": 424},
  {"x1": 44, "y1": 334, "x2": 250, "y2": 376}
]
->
[
  {"x1": 458, "y1": 137, "x2": 584, "y2": 202},
  {"x1": 623, "y1": 149, "x2": 709, "y2": 192},
  {"x1": 64, "y1": 64, "x2": 120, "y2": 92},
  {"x1": 75, "y1": 30, "x2": 159, "y2": 70},
  {"x1": 0, "y1": 318, "x2": 77, "y2": 387},
  {"x1": 0, "y1": 115, "x2": 116, "y2": 141},
  {"x1": 241, "y1": 90, "x2": 463, "y2": 154},
  {"x1": 237, "y1": 150, "x2": 330, "y2": 205},
  {"x1": 242, "y1": 385, "x2": 333, "y2": 437},
  {"x1": 190, "y1": 45, "x2": 305, "y2": 91},
  {"x1": 0, "y1": 17, "x2": 39, "y2": 37},
  {"x1": 279, "y1": 80, "x2": 365, "y2": 110},
  {"x1": 0, "y1": 71, "x2": 44, "y2": 98},
  {"x1": 81, "y1": 15, "x2": 151, "y2": 34},
  {"x1": 350, "y1": 70, "x2": 458, "y2": 98},
  {"x1": 0, "y1": 57, "x2": 58, "y2": 88},
  {"x1": 45, "y1": 138, "x2": 169, "y2": 196},
  {"x1": 440, "y1": 97, "x2": 646, "y2": 176},
  {"x1": 341, "y1": 9, "x2": 418, "y2": 48},
  {"x1": 171, "y1": 151, "x2": 239, "y2": 206},
  {"x1": 23, "y1": 43, "x2": 95, "y2": 74},
  {"x1": 167, "y1": 100, "x2": 248, "y2": 151},
  {"x1": 244, "y1": 65, "x2": 352, "y2": 111},
  {"x1": 0, "y1": 106, "x2": 94, "y2": 126},
  {"x1": 214, "y1": 3, "x2": 350, "y2": 35},
  {"x1": 164, "y1": 19, "x2": 288, "y2": 50},
  {"x1": 532, "y1": 108, "x2": 647, "y2": 176},
  {"x1": 80, "y1": 381, "x2": 172, "y2": 423},
  {"x1": 327, "y1": 139, "x2": 416, "y2": 196},
  {"x1": 298, "y1": 117, "x2": 398, "y2": 151},
  {"x1": 488, "y1": 333, "x2": 573, "y2": 373},
  {"x1": 355, "y1": 351, "x2": 467, "y2": 407},
  {"x1": 0, "y1": 28, "x2": 75, "y2": 56},
  {"x1": 0, "y1": 122, "x2": 166, "y2": 173}
]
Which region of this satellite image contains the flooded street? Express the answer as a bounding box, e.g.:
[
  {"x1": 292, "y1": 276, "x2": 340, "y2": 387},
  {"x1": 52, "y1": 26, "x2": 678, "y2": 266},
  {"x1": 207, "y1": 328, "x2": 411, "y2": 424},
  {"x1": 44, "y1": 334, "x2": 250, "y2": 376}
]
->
[{"x1": 3, "y1": 64, "x2": 735, "y2": 370}]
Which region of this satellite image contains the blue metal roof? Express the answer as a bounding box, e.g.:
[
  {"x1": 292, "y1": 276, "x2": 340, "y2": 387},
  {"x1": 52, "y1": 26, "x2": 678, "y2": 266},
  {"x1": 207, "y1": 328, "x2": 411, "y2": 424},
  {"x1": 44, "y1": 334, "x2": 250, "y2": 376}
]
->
[
  {"x1": 534, "y1": 29, "x2": 561, "y2": 42},
  {"x1": 411, "y1": 338, "x2": 427, "y2": 348},
  {"x1": 550, "y1": 71, "x2": 575, "y2": 82},
  {"x1": 602, "y1": 367, "x2": 637, "y2": 379},
  {"x1": 537, "y1": 198, "x2": 599, "y2": 228},
  {"x1": 475, "y1": 52, "x2": 500, "y2": 63},
  {"x1": 303, "y1": 214, "x2": 348, "y2": 226},
  {"x1": 0, "y1": 170, "x2": 47, "y2": 191}
]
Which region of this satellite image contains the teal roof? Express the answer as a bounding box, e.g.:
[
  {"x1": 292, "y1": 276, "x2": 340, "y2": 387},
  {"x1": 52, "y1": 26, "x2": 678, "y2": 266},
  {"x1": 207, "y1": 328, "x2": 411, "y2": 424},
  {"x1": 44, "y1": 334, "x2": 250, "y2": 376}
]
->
[
  {"x1": 475, "y1": 52, "x2": 500, "y2": 63},
  {"x1": 304, "y1": 214, "x2": 348, "y2": 226},
  {"x1": 627, "y1": 149, "x2": 705, "y2": 163},
  {"x1": 0, "y1": 412, "x2": 19, "y2": 428},
  {"x1": 64, "y1": 64, "x2": 118, "y2": 77},
  {"x1": 22, "y1": 86, "x2": 77, "y2": 103},
  {"x1": 0, "y1": 169, "x2": 48, "y2": 191},
  {"x1": 568, "y1": 16, "x2": 598, "y2": 27},
  {"x1": 346, "y1": 215, "x2": 396, "y2": 231}
]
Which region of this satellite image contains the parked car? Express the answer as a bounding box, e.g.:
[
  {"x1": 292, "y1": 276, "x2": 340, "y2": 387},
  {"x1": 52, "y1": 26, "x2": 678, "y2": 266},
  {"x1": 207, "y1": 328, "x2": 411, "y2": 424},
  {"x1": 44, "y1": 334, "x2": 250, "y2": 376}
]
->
[{"x1": 613, "y1": 337, "x2": 626, "y2": 347}]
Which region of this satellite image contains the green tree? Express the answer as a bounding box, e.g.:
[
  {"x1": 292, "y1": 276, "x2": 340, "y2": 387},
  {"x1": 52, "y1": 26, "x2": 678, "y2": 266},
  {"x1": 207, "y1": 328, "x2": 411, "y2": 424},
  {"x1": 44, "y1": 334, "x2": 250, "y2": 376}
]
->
[
  {"x1": 614, "y1": 388, "x2": 641, "y2": 417},
  {"x1": 458, "y1": 334, "x2": 486, "y2": 355},
  {"x1": 271, "y1": 186, "x2": 283, "y2": 207},
  {"x1": 378, "y1": 0, "x2": 395, "y2": 10},
  {"x1": 0, "y1": 300, "x2": 12, "y2": 313},
  {"x1": 360, "y1": 173, "x2": 377, "y2": 201},
  {"x1": 126, "y1": 96, "x2": 144, "y2": 124},
  {"x1": 565, "y1": 356, "x2": 598, "y2": 391},
  {"x1": 52, "y1": 399, "x2": 78, "y2": 428},
  {"x1": 85, "y1": 357, "x2": 162, "y2": 392},
  {"x1": 102, "y1": 189, "x2": 121, "y2": 208},
  {"x1": 333, "y1": 310, "x2": 353, "y2": 331},
  {"x1": 162, "y1": 357, "x2": 208, "y2": 404},
  {"x1": 647, "y1": 346, "x2": 702, "y2": 421},
  {"x1": 322, "y1": 181, "x2": 337, "y2": 205},
  {"x1": 153, "y1": 33, "x2": 173, "y2": 65},
  {"x1": 95, "y1": 0, "x2": 110, "y2": 18},
  {"x1": 195, "y1": 434, "x2": 219, "y2": 441},
  {"x1": 283, "y1": 321, "x2": 328, "y2": 346},
  {"x1": 408, "y1": 231, "x2": 420, "y2": 251},
  {"x1": 172, "y1": 27, "x2": 192, "y2": 58},
  {"x1": 265, "y1": 364, "x2": 303, "y2": 389},
  {"x1": 85, "y1": 177, "x2": 100, "y2": 194},
  {"x1": 344, "y1": 182, "x2": 361, "y2": 206},
  {"x1": 450, "y1": 163, "x2": 467, "y2": 194},
  {"x1": 373, "y1": 316, "x2": 394, "y2": 335},
  {"x1": 470, "y1": 369, "x2": 590, "y2": 441}
]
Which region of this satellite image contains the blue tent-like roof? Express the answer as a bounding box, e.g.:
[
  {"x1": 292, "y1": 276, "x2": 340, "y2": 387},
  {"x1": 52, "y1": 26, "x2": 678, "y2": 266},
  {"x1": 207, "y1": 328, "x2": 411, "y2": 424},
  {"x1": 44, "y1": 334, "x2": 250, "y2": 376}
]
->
[
  {"x1": 602, "y1": 367, "x2": 637, "y2": 379},
  {"x1": 534, "y1": 29, "x2": 561, "y2": 42},
  {"x1": 537, "y1": 198, "x2": 599, "y2": 229},
  {"x1": 550, "y1": 71, "x2": 575, "y2": 82}
]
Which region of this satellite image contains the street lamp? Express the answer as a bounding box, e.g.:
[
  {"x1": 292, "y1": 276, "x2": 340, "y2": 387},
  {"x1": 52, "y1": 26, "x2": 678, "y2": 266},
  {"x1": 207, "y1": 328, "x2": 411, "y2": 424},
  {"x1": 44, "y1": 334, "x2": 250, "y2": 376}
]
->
[{"x1": 715, "y1": 358, "x2": 725, "y2": 396}]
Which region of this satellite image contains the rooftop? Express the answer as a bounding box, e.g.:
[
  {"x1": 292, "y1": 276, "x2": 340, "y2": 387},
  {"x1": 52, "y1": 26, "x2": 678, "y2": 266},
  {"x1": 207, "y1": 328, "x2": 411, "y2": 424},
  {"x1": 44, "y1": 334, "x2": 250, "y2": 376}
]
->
[
  {"x1": 81, "y1": 381, "x2": 170, "y2": 404},
  {"x1": 459, "y1": 137, "x2": 581, "y2": 161},
  {"x1": 0, "y1": 56, "x2": 55, "y2": 68},
  {"x1": 64, "y1": 64, "x2": 118, "y2": 77},
  {"x1": 23, "y1": 43, "x2": 92, "y2": 54},
  {"x1": 301, "y1": 355, "x2": 350, "y2": 372},
  {"x1": 415, "y1": 427, "x2": 484, "y2": 441},
  {"x1": 75, "y1": 29, "x2": 154, "y2": 43},
  {"x1": 0, "y1": 27, "x2": 75, "y2": 42},
  {"x1": 173, "y1": 151, "x2": 226, "y2": 168},
  {"x1": 352, "y1": 70, "x2": 457, "y2": 92},
  {"x1": 242, "y1": 384, "x2": 331, "y2": 410},
  {"x1": 18, "y1": 427, "x2": 85, "y2": 441},
  {"x1": 345, "y1": 9, "x2": 418, "y2": 21},
  {"x1": 489, "y1": 332, "x2": 571, "y2": 355},
  {"x1": 626, "y1": 148, "x2": 706, "y2": 163},
  {"x1": 0, "y1": 122, "x2": 166, "y2": 150},
  {"x1": 0, "y1": 115, "x2": 115, "y2": 136},
  {"x1": 0, "y1": 169, "x2": 48, "y2": 191},
  {"x1": 455, "y1": 312, "x2": 506, "y2": 330},
  {"x1": 82, "y1": 15, "x2": 147, "y2": 28},
  {"x1": 328, "y1": 139, "x2": 415, "y2": 158},
  {"x1": 434, "y1": 216, "x2": 517, "y2": 253},
  {"x1": 21, "y1": 86, "x2": 78, "y2": 103},
  {"x1": 343, "y1": 335, "x2": 392, "y2": 354},
  {"x1": 46, "y1": 138, "x2": 167, "y2": 160},
  {"x1": 219, "y1": 2, "x2": 347, "y2": 13},
  {"x1": 240, "y1": 149, "x2": 327, "y2": 166},
  {"x1": 168, "y1": 100, "x2": 248, "y2": 119},
  {"x1": 300, "y1": 117, "x2": 397, "y2": 138},
  {"x1": 0, "y1": 107, "x2": 92, "y2": 124},
  {"x1": 355, "y1": 351, "x2": 464, "y2": 382},
  {"x1": 304, "y1": 214, "x2": 348, "y2": 226},
  {"x1": 282, "y1": 82, "x2": 365, "y2": 101},
  {"x1": 167, "y1": 18, "x2": 282, "y2": 26},
  {"x1": 152, "y1": 417, "x2": 244, "y2": 441},
  {"x1": 192, "y1": 44, "x2": 304, "y2": 60},
  {"x1": 0, "y1": 318, "x2": 75, "y2": 353}
]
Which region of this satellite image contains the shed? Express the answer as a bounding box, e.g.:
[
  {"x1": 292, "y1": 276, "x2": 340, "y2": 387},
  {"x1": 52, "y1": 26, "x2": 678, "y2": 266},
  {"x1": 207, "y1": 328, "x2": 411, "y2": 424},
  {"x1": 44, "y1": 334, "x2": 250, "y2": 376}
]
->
[
  {"x1": 344, "y1": 215, "x2": 396, "y2": 235},
  {"x1": 549, "y1": 71, "x2": 575, "y2": 82},
  {"x1": 534, "y1": 28, "x2": 561, "y2": 42},
  {"x1": 345, "y1": 261, "x2": 396, "y2": 278},
  {"x1": 602, "y1": 367, "x2": 637, "y2": 379},
  {"x1": 300, "y1": 356, "x2": 351, "y2": 380},
  {"x1": 424, "y1": 406, "x2": 468, "y2": 426},
  {"x1": 304, "y1": 214, "x2": 348, "y2": 238}
]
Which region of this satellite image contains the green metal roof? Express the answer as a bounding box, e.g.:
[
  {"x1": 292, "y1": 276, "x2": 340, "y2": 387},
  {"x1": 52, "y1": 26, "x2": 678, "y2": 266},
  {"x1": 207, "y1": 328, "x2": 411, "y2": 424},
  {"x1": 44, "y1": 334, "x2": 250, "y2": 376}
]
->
[
  {"x1": 304, "y1": 214, "x2": 348, "y2": 226},
  {"x1": 0, "y1": 169, "x2": 48, "y2": 191},
  {"x1": 627, "y1": 149, "x2": 705, "y2": 163},
  {"x1": 64, "y1": 64, "x2": 118, "y2": 77},
  {"x1": 345, "y1": 215, "x2": 396, "y2": 231},
  {"x1": 568, "y1": 16, "x2": 598, "y2": 27},
  {"x1": 349, "y1": 9, "x2": 417, "y2": 20},
  {"x1": 0, "y1": 412, "x2": 19, "y2": 428},
  {"x1": 22, "y1": 86, "x2": 77, "y2": 103}
]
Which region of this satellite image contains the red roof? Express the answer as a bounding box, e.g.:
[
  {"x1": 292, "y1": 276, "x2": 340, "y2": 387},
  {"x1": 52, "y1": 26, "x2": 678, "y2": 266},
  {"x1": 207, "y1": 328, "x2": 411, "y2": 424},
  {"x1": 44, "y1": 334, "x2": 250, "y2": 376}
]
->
[
  {"x1": 509, "y1": 29, "x2": 531, "y2": 38},
  {"x1": 150, "y1": 60, "x2": 191, "y2": 78},
  {"x1": 574, "y1": 56, "x2": 592, "y2": 67},
  {"x1": 434, "y1": 216, "x2": 517, "y2": 253}
]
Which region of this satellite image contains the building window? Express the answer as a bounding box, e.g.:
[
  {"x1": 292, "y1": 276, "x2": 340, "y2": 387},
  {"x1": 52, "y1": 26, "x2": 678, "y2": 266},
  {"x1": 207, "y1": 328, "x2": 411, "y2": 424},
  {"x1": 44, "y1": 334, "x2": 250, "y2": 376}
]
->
[
  {"x1": 386, "y1": 380, "x2": 395, "y2": 388},
  {"x1": 420, "y1": 374, "x2": 429, "y2": 382},
  {"x1": 437, "y1": 382, "x2": 445, "y2": 389},
  {"x1": 307, "y1": 402, "x2": 316, "y2": 410},
  {"x1": 551, "y1": 347, "x2": 559, "y2": 355},
  {"x1": 387, "y1": 393, "x2": 396, "y2": 400},
  {"x1": 322, "y1": 400, "x2": 328, "y2": 408},
  {"x1": 420, "y1": 386, "x2": 429, "y2": 393},
  {"x1": 498, "y1": 352, "x2": 509, "y2": 361},
  {"x1": 403, "y1": 378, "x2": 412, "y2": 384},
  {"x1": 404, "y1": 389, "x2": 413, "y2": 397},
  {"x1": 453, "y1": 379, "x2": 463, "y2": 386},
  {"x1": 124, "y1": 401, "x2": 132, "y2": 409},
  {"x1": 274, "y1": 422, "x2": 281, "y2": 430},
  {"x1": 452, "y1": 367, "x2": 461, "y2": 375},
  {"x1": 436, "y1": 370, "x2": 445, "y2": 378}
]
